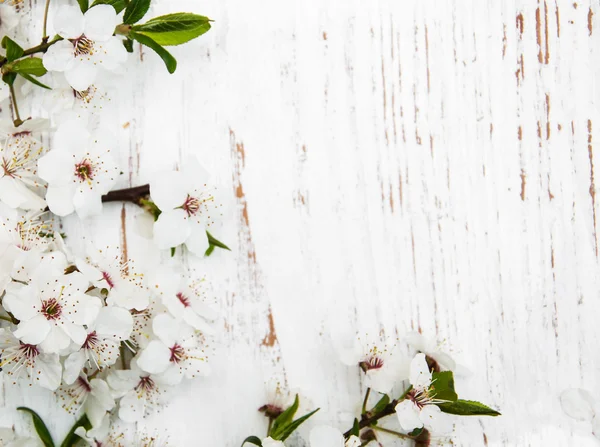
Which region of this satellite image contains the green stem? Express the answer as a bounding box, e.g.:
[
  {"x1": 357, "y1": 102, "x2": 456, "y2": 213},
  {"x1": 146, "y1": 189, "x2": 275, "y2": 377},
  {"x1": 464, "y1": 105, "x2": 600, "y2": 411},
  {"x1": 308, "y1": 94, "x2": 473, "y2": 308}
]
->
[
  {"x1": 343, "y1": 387, "x2": 413, "y2": 438},
  {"x1": 361, "y1": 388, "x2": 371, "y2": 415},
  {"x1": 371, "y1": 426, "x2": 413, "y2": 440},
  {"x1": 0, "y1": 315, "x2": 12, "y2": 323},
  {"x1": 266, "y1": 418, "x2": 273, "y2": 437},
  {"x1": 9, "y1": 83, "x2": 22, "y2": 127},
  {"x1": 42, "y1": 0, "x2": 51, "y2": 40},
  {"x1": 21, "y1": 36, "x2": 63, "y2": 57}
]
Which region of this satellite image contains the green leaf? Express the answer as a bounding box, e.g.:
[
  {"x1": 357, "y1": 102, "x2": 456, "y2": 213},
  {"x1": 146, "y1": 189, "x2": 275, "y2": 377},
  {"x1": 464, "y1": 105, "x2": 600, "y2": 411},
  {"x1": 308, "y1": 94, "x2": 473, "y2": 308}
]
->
[
  {"x1": 123, "y1": 0, "x2": 150, "y2": 24},
  {"x1": 2, "y1": 72, "x2": 16, "y2": 86},
  {"x1": 11, "y1": 58, "x2": 47, "y2": 76},
  {"x1": 91, "y1": 0, "x2": 127, "y2": 13},
  {"x1": 18, "y1": 73, "x2": 51, "y2": 90},
  {"x1": 350, "y1": 418, "x2": 360, "y2": 437},
  {"x1": 431, "y1": 371, "x2": 458, "y2": 402},
  {"x1": 129, "y1": 31, "x2": 177, "y2": 73},
  {"x1": 132, "y1": 13, "x2": 211, "y2": 46},
  {"x1": 438, "y1": 399, "x2": 501, "y2": 417},
  {"x1": 170, "y1": 246, "x2": 176, "y2": 257},
  {"x1": 207, "y1": 231, "x2": 231, "y2": 251},
  {"x1": 1, "y1": 36, "x2": 24, "y2": 62},
  {"x1": 371, "y1": 394, "x2": 390, "y2": 415},
  {"x1": 274, "y1": 408, "x2": 320, "y2": 441},
  {"x1": 408, "y1": 427, "x2": 424, "y2": 437},
  {"x1": 77, "y1": 0, "x2": 89, "y2": 12},
  {"x1": 240, "y1": 436, "x2": 262, "y2": 447},
  {"x1": 123, "y1": 38, "x2": 134, "y2": 53},
  {"x1": 60, "y1": 414, "x2": 91, "y2": 447},
  {"x1": 204, "y1": 245, "x2": 215, "y2": 256},
  {"x1": 269, "y1": 394, "x2": 299, "y2": 438},
  {"x1": 17, "y1": 407, "x2": 55, "y2": 447}
]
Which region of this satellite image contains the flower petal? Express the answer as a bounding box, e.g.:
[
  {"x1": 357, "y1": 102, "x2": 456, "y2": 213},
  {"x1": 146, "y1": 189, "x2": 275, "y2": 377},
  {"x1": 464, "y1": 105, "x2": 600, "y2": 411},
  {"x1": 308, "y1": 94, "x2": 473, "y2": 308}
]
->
[
  {"x1": 395, "y1": 400, "x2": 423, "y2": 432},
  {"x1": 420, "y1": 404, "x2": 453, "y2": 434},
  {"x1": 0, "y1": 177, "x2": 45, "y2": 210},
  {"x1": 42, "y1": 40, "x2": 75, "y2": 72},
  {"x1": 54, "y1": 121, "x2": 91, "y2": 154},
  {"x1": 73, "y1": 186, "x2": 103, "y2": 219},
  {"x1": 35, "y1": 354, "x2": 62, "y2": 390},
  {"x1": 95, "y1": 306, "x2": 133, "y2": 340},
  {"x1": 53, "y1": 5, "x2": 84, "y2": 39},
  {"x1": 63, "y1": 350, "x2": 86, "y2": 385},
  {"x1": 410, "y1": 353, "x2": 432, "y2": 390},
  {"x1": 38, "y1": 150, "x2": 73, "y2": 185},
  {"x1": 83, "y1": 5, "x2": 119, "y2": 41},
  {"x1": 152, "y1": 313, "x2": 180, "y2": 346},
  {"x1": 184, "y1": 219, "x2": 209, "y2": 256},
  {"x1": 45, "y1": 185, "x2": 76, "y2": 216},
  {"x1": 95, "y1": 37, "x2": 127, "y2": 70},
  {"x1": 150, "y1": 171, "x2": 188, "y2": 211},
  {"x1": 137, "y1": 340, "x2": 171, "y2": 374},
  {"x1": 118, "y1": 390, "x2": 145, "y2": 423},
  {"x1": 65, "y1": 59, "x2": 98, "y2": 92},
  {"x1": 153, "y1": 209, "x2": 190, "y2": 250},
  {"x1": 14, "y1": 315, "x2": 51, "y2": 345}
]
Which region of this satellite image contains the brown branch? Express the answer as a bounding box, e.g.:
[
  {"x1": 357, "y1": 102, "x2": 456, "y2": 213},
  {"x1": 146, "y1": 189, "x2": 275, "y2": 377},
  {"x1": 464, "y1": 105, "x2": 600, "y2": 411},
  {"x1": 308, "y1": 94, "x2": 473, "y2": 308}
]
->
[{"x1": 101, "y1": 184, "x2": 150, "y2": 205}]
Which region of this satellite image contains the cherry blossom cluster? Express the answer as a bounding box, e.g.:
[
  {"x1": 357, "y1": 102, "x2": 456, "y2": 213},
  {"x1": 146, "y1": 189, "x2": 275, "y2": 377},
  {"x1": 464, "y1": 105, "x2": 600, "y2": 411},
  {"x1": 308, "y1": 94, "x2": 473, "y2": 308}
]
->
[
  {"x1": 0, "y1": 0, "x2": 219, "y2": 445},
  {"x1": 244, "y1": 333, "x2": 501, "y2": 447}
]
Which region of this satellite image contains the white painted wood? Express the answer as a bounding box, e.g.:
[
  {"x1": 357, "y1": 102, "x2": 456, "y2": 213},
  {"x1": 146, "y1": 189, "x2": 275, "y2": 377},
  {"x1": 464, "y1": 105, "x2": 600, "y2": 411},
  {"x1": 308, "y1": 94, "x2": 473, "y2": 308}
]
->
[{"x1": 3, "y1": 0, "x2": 600, "y2": 445}]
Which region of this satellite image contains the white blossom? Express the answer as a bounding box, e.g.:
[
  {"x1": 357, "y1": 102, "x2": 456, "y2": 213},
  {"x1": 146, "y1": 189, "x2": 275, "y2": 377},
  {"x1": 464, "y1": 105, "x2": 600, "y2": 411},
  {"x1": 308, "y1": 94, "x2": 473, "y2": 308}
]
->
[
  {"x1": 76, "y1": 245, "x2": 149, "y2": 311},
  {"x1": 63, "y1": 306, "x2": 133, "y2": 384},
  {"x1": 107, "y1": 362, "x2": 167, "y2": 423},
  {"x1": 56, "y1": 376, "x2": 115, "y2": 428},
  {"x1": 0, "y1": 119, "x2": 47, "y2": 211},
  {"x1": 406, "y1": 332, "x2": 456, "y2": 371},
  {"x1": 394, "y1": 353, "x2": 453, "y2": 435},
  {"x1": 332, "y1": 329, "x2": 408, "y2": 394},
  {"x1": 38, "y1": 121, "x2": 119, "y2": 218},
  {"x1": 150, "y1": 268, "x2": 217, "y2": 333},
  {"x1": 0, "y1": 328, "x2": 62, "y2": 390},
  {"x1": 3, "y1": 268, "x2": 101, "y2": 353},
  {"x1": 43, "y1": 5, "x2": 127, "y2": 91},
  {"x1": 150, "y1": 158, "x2": 221, "y2": 255},
  {"x1": 136, "y1": 313, "x2": 210, "y2": 384}
]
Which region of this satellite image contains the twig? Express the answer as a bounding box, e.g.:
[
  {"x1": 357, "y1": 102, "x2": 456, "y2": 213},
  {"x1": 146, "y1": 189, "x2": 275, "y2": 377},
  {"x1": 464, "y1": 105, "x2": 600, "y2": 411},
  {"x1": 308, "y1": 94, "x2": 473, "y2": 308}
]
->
[
  {"x1": 9, "y1": 84, "x2": 22, "y2": 127},
  {"x1": 101, "y1": 184, "x2": 150, "y2": 205},
  {"x1": 42, "y1": 0, "x2": 52, "y2": 41}
]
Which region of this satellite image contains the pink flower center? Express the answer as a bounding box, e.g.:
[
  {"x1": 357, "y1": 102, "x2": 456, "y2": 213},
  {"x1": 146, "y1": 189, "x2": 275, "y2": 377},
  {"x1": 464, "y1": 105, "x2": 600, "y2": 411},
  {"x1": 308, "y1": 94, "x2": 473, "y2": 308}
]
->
[
  {"x1": 182, "y1": 195, "x2": 201, "y2": 216},
  {"x1": 102, "y1": 271, "x2": 115, "y2": 288},
  {"x1": 76, "y1": 376, "x2": 92, "y2": 393},
  {"x1": 18, "y1": 343, "x2": 39, "y2": 359},
  {"x1": 72, "y1": 35, "x2": 94, "y2": 56},
  {"x1": 135, "y1": 376, "x2": 155, "y2": 393},
  {"x1": 176, "y1": 292, "x2": 190, "y2": 307},
  {"x1": 360, "y1": 356, "x2": 384, "y2": 372},
  {"x1": 41, "y1": 298, "x2": 62, "y2": 320},
  {"x1": 74, "y1": 159, "x2": 94, "y2": 181},
  {"x1": 169, "y1": 344, "x2": 185, "y2": 363},
  {"x1": 83, "y1": 331, "x2": 99, "y2": 349}
]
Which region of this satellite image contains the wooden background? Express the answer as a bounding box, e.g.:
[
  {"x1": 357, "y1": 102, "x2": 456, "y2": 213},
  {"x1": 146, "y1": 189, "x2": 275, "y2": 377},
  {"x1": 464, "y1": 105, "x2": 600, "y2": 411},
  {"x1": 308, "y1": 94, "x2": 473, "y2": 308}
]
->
[{"x1": 2, "y1": 0, "x2": 600, "y2": 445}]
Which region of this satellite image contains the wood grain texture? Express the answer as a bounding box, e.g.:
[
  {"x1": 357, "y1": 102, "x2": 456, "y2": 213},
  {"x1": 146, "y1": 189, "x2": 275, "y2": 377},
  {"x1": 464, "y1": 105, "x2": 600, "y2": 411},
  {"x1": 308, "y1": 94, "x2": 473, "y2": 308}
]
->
[{"x1": 2, "y1": 0, "x2": 600, "y2": 445}]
